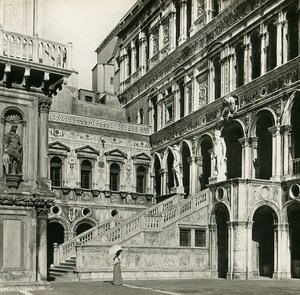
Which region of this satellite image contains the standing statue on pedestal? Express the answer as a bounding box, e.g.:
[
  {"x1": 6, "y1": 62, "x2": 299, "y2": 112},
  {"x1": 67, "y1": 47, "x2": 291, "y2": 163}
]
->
[
  {"x1": 211, "y1": 130, "x2": 227, "y2": 179},
  {"x1": 172, "y1": 145, "x2": 183, "y2": 187},
  {"x1": 3, "y1": 124, "x2": 23, "y2": 175}
]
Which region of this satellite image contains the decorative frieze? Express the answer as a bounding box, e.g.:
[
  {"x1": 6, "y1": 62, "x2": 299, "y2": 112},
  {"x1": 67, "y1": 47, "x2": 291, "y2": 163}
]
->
[{"x1": 49, "y1": 112, "x2": 151, "y2": 135}]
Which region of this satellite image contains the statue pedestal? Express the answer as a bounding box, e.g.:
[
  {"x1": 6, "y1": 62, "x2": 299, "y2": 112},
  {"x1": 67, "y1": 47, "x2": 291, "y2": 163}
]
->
[
  {"x1": 170, "y1": 186, "x2": 185, "y2": 195},
  {"x1": 209, "y1": 176, "x2": 226, "y2": 184},
  {"x1": 6, "y1": 174, "x2": 23, "y2": 189}
]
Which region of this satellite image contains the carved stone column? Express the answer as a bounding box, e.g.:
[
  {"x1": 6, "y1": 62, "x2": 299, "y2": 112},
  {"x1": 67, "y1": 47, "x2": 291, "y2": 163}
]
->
[
  {"x1": 169, "y1": 3, "x2": 177, "y2": 51},
  {"x1": 260, "y1": 24, "x2": 267, "y2": 75},
  {"x1": 246, "y1": 221, "x2": 254, "y2": 279},
  {"x1": 282, "y1": 15, "x2": 288, "y2": 64},
  {"x1": 276, "y1": 11, "x2": 285, "y2": 67},
  {"x1": 187, "y1": 156, "x2": 196, "y2": 195},
  {"x1": 281, "y1": 125, "x2": 292, "y2": 176},
  {"x1": 195, "y1": 156, "x2": 203, "y2": 192},
  {"x1": 208, "y1": 60, "x2": 215, "y2": 103},
  {"x1": 228, "y1": 52, "x2": 235, "y2": 92},
  {"x1": 37, "y1": 208, "x2": 48, "y2": 282},
  {"x1": 269, "y1": 126, "x2": 281, "y2": 181},
  {"x1": 209, "y1": 223, "x2": 218, "y2": 278},
  {"x1": 273, "y1": 223, "x2": 291, "y2": 279},
  {"x1": 174, "y1": 87, "x2": 180, "y2": 121},
  {"x1": 130, "y1": 41, "x2": 137, "y2": 74},
  {"x1": 38, "y1": 96, "x2": 52, "y2": 186},
  {"x1": 157, "y1": 103, "x2": 162, "y2": 130},
  {"x1": 229, "y1": 221, "x2": 248, "y2": 280},
  {"x1": 243, "y1": 35, "x2": 251, "y2": 84},
  {"x1": 139, "y1": 31, "x2": 148, "y2": 75},
  {"x1": 160, "y1": 168, "x2": 167, "y2": 195},
  {"x1": 250, "y1": 137, "x2": 258, "y2": 178},
  {"x1": 178, "y1": 0, "x2": 188, "y2": 45},
  {"x1": 238, "y1": 137, "x2": 250, "y2": 178}
]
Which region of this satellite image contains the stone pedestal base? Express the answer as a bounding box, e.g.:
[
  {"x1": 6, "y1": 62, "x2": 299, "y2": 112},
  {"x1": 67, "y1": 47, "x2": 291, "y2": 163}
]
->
[
  {"x1": 209, "y1": 176, "x2": 226, "y2": 184},
  {"x1": 5, "y1": 174, "x2": 23, "y2": 189},
  {"x1": 227, "y1": 271, "x2": 248, "y2": 280},
  {"x1": 273, "y1": 271, "x2": 291, "y2": 279},
  {"x1": 170, "y1": 186, "x2": 185, "y2": 195}
]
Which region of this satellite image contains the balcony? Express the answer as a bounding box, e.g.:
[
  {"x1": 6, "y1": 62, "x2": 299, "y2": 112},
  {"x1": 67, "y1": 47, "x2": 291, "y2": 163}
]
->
[
  {"x1": 0, "y1": 28, "x2": 72, "y2": 96},
  {"x1": 151, "y1": 55, "x2": 300, "y2": 148}
]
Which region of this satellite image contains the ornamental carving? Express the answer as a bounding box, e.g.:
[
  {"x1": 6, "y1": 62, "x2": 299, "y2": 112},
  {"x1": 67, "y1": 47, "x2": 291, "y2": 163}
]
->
[
  {"x1": 49, "y1": 112, "x2": 151, "y2": 135},
  {"x1": 38, "y1": 96, "x2": 52, "y2": 113}
]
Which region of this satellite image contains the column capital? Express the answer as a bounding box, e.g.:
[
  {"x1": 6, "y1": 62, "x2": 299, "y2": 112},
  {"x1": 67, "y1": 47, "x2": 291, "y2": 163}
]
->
[
  {"x1": 280, "y1": 124, "x2": 292, "y2": 134},
  {"x1": 38, "y1": 96, "x2": 52, "y2": 113},
  {"x1": 238, "y1": 137, "x2": 250, "y2": 147},
  {"x1": 268, "y1": 125, "x2": 281, "y2": 135},
  {"x1": 37, "y1": 207, "x2": 49, "y2": 218}
]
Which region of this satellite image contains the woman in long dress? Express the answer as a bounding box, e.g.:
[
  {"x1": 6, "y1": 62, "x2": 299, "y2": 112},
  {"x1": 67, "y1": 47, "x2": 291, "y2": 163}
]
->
[{"x1": 112, "y1": 250, "x2": 123, "y2": 285}]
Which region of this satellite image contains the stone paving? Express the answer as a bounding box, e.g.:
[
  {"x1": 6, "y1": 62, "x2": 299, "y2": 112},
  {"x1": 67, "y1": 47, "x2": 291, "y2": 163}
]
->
[{"x1": 1, "y1": 279, "x2": 300, "y2": 295}]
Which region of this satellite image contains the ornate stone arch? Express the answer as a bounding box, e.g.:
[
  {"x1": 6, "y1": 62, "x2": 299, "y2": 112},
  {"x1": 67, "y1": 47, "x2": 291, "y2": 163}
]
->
[
  {"x1": 222, "y1": 118, "x2": 246, "y2": 138},
  {"x1": 151, "y1": 152, "x2": 162, "y2": 174},
  {"x1": 179, "y1": 139, "x2": 193, "y2": 157},
  {"x1": 281, "y1": 199, "x2": 300, "y2": 224},
  {"x1": 209, "y1": 201, "x2": 232, "y2": 224},
  {"x1": 71, "y1": 216, "x2": 97, "y2": 234},
  {"x1": 281, "y1": 90, "x2": 300, "y2": 126},
  {"x1": 248, "y1": 200, "x2": 280, "y2": 223},
  {"x1": 196, "y1": 132, "x2": 214, "y2": 157},
  {"x1": 48, "y1": 215, "x2": 71, "y2": 232},
  {"x1": 249, "y1": 107, "x2": 277, "y2": 137}
]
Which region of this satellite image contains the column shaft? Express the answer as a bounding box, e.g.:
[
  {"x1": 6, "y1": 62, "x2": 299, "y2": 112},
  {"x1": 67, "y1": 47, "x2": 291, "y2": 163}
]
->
[{"x1": 37, "y1": 209, "x2": 48, "y2": 282}]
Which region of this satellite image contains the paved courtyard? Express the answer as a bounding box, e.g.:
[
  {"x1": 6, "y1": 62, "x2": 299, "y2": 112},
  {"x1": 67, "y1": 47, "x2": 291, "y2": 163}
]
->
[{"x1": 1, "y1": 279, "x2": 300, "y2": 295}]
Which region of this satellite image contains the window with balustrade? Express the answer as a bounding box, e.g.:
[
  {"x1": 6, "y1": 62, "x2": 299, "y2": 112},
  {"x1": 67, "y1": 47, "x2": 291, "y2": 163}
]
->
[
  {"x1": 50, "y1": 156, "x2": 62, "y2": 187},
  {"x1": 81, "y1": 160, "x2": 93, "y2": 189},
  {"x1": 110, "y1": 163, "x2": 120, "y2": 191},
  {"x1": 136, "y1": 165, "x2": 147, "y2": 193}
]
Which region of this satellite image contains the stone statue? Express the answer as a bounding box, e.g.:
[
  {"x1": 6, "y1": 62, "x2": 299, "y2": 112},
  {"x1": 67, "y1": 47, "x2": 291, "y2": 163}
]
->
[
  {"x1": 172, "y1": 145, "x2": 183, "y2": 187},
  {"x1": 211, "y1": 130, "x2": 226, "y2": 179},
  {"x1": 3, "y1": 124, "x2": 23, "y2": 175},
  {"x1": 221, "y1": 95, "x2": 237, "y2": 120}
]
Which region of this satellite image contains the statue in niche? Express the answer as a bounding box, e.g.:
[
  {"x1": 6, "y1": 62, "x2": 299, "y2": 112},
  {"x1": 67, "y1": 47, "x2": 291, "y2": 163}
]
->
[
  {"x1": 221, "y1": 95, "x2": 237, "y2": 120},
  {"x1": 211, "y1": 130, "x2": 227, "y2": 178},
  {"x1": 3, "y1": 124, "x2": 22, "y2": 175},
  {"x1": 172, "y1": 145, "x2": 183, "y2": 187}
]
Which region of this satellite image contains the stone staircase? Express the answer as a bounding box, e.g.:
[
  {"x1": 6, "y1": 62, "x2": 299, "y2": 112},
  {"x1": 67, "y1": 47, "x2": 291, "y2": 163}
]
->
[
  {"x1": 49, "y1": 189, "x2": 209, "y2": 281},
  {"x1": 49, "y1": 257, "x2": 77, "y2": 281}
]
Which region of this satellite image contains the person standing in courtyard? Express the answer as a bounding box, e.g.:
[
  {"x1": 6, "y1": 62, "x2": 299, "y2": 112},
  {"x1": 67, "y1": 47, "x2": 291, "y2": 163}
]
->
[{"x1": 112, "y1": 250, "x2": 123, "y2": 285}]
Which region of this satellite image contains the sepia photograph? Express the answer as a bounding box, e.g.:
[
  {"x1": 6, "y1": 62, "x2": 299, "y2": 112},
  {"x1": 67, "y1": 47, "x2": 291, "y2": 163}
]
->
[{"x1": 0, "y1": 0, "x2": 299, "y2": 294}]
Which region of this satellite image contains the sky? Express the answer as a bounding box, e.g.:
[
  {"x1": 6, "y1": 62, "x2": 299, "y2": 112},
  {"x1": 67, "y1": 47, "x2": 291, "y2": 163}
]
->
[{"x1": 43, "y1": 0, "x2": 137, "y2": 90}]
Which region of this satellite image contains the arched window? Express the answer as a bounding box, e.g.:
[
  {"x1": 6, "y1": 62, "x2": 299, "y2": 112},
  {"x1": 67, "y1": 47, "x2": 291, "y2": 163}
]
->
[
  {"x1": 267, "y1": 20, "x2": 277, "y2": 71},
  {"x1": 139, "y1": 108, "x2": 144, "y2": 124},
  {"x1": 50, "y1": 156, "x2": 62, "y2": 187},
  {"x1": 235, "y1": 42, "x2": 244, "y2": 87},
  {"x1": 110, "y1": 163, "x2": 120, "y2": 191},
  {"x1": 287, "y1": 9, "x2": 299, "y2": 61},
  {"x1": 136, "y1": 165, "x2": 147, "y2": 193},
  {"x1": 251, "y1": 30, "x2": 261, "y2": 79},
  {"x1": 213, "y1": 56, "x2": 221, "y2": 99},
  {"x1": 81, "y1": 160, "x2": 92, "y2": 189}
]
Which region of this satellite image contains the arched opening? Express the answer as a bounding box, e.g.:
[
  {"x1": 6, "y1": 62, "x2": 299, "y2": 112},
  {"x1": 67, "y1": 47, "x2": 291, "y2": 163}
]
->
[
  {"x1": 291, "y1": 94, "x2": 300, "y2": 175},
  {"x1": 151, "y1": 95, "x2": 158, "y2": 132},
  {"x1": 179, "y1": 80, "x2": 185, "y2": 118},
  {"x1": 182, "y1": 143, "x2": 191, "y2": 196},
  {"x1": 252, "y1": 206, "x2": 276, "y2": 278},
  {"x1": 81, "y1": 160, "x2": 92, "y2": 189},
  {"x1": 167, "y1": 151, "x2": 174, "y2": 193},
  {"x1": 287, "y1": 8, "x2": 299, "y2": 61},
  {"x1": 75, "y1": 222, "x2": 93, "y2": 236},
  {"x1": 212, "y1": 0, "x2": 220, "y2": 18},
  {"x1": 213, "y1": 56, "x2": 221, "y2": 100},
  {"x1": 255, "y1": 111, "x2": 273, "y2": 179},
  {"x1": 47, "y1": 222, "x2": 64, "y2": 268},
  {"x1": 235, "y1": 42, "x2": 244, "y2": 87},
  {"x1": 222, "y1": 122, "x2": 243, "y2": 179},
  {"x1": 288, "y1": 202, "x2": 300, "y2": 278},
  {"x1": 139, "y1": 108, "x2": 144, "y2": 124},
  {"x1": 136, "y1": 165, "x2": 147, "y2": 193},
  {"x1": 110, "y1": 163, "x2": 120, "y2": 191},
  {"x1": 267, "y1": 20, "x2": 277, "y2": 71},
  {"x1": 200, "y1": 136, "x2": 213, "y2": 190},
  {"x1": 215, "y1": 204, "x2": 229, "y2": 278},
  {"x1": 251, "y1": 30, "x2": 261, "y2": 79},
  {"x1": 50, "y1": 156, "x2": 62, "y2": 187},
  {"x1": 154, "y1": 155, "x2": 161, "y2": 196}
]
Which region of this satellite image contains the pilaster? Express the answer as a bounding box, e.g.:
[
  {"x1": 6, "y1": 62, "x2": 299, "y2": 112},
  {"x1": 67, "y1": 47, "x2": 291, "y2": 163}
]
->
[
  {"x1": 281, "y1": 125, "x2": 292, "y2": 176},
  {"x1": 269, "y1": 126, "x2": 282, "y2": 181},
  {"x1": 37, "y1": 208, "x2": 48, "y2": 282}
]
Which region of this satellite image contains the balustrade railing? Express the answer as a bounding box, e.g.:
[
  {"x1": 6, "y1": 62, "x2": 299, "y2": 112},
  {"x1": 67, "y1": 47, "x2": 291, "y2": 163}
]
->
[
  {"x1": 101, "y1": 188, "x2": 209, "y2": 244},
  {"x1": 293, "y1": 158, "x2": 300, "y2": 175},
  {"x1": 0, "y1": 29, "x2": 72, "y2": 69},
  {"x1": 55, "y1": 218, "x2": 119, "y2": 264}
]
